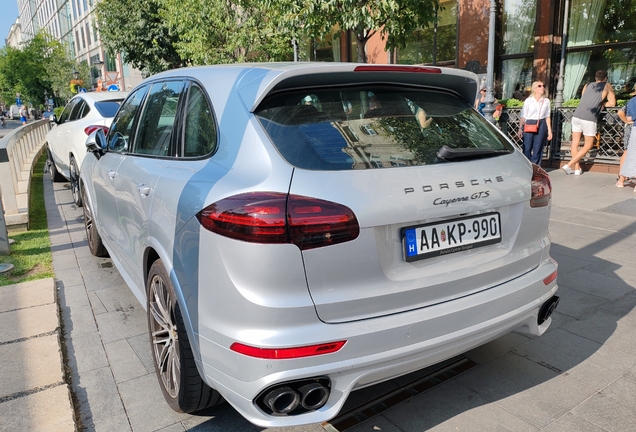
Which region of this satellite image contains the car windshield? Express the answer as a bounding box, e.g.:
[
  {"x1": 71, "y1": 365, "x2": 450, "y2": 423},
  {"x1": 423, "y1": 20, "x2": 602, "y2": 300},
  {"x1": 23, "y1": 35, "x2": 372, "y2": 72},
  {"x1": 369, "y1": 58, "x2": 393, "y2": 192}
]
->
[
  {"x1": 94, "y1": 100, "x2": 124, "y2": 118},
  {"x1": 255, "y1": 85, "x2": 514, "y2": 171}
]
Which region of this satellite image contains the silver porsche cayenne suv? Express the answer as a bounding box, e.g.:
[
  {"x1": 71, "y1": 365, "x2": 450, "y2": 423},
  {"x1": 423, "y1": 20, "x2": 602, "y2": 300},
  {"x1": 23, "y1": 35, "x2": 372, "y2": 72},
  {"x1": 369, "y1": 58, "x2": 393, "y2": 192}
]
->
[{"x1": 80, "y1": 63, "x2": 559, "y2": 427}]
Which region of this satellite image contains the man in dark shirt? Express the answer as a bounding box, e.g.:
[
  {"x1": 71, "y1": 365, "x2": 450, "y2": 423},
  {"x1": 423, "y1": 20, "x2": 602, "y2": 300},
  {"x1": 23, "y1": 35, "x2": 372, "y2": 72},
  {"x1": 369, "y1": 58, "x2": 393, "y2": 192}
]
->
[{"x1": 562, "y1": 70, "x2": 616, "y2": 175}]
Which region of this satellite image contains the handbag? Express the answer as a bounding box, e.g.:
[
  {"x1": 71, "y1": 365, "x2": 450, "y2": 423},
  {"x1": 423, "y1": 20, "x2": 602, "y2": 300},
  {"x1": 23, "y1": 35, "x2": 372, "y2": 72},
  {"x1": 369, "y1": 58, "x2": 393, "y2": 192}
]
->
[
  {"x1": 523, "y1": 99, "x2": 544, "y2": 134},
  {"x1": 524, "y1": 120, "x2": 539, "y2": 133}
]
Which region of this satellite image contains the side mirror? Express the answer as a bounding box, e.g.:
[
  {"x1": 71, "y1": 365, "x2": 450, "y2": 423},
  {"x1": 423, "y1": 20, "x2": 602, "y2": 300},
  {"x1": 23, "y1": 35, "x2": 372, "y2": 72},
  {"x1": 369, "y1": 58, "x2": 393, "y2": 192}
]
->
[
  {"x1": 49, "y1": 115, "x2": 56, "y2": 123},
  {"x1": 85, "y1": 128, "x2": 108, "y2": 159}
]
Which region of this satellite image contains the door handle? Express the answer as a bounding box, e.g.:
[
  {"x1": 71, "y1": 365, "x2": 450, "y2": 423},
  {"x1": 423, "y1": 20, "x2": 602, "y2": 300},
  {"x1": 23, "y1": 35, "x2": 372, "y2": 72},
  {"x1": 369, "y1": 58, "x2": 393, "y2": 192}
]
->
[
  {"x1": 107, "y1": 170, "x2": 116, "y2": 180},
  {"x1": 137, "y1": 184, "x2": 151, "y2": 197}
]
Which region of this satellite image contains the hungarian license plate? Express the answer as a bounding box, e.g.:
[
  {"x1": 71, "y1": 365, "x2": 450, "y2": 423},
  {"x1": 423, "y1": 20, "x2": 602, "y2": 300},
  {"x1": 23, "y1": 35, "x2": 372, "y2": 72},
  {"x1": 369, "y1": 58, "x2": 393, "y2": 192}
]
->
[{"x1": 402, "y1": 213, "x2": 501, "y2": 262}]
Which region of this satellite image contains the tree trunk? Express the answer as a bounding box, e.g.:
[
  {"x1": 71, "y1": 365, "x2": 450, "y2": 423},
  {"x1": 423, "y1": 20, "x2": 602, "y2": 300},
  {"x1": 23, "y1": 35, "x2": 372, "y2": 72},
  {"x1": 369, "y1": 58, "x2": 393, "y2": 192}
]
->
[{"x1": 356, "y1": 32, "x2": 367, "y2": 63}]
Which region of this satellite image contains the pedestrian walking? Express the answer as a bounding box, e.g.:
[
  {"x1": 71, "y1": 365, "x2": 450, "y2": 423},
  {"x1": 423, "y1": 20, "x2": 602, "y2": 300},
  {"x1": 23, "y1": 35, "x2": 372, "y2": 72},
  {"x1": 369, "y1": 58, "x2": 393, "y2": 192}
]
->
[
  {"x1": 519, "y1": 81, "x2": 552, "y2": 164},
  {"x1": 562, "y1": 70, "x2": 616, "y2": 175},
  {"x1": 19, "y1": 105, "x2": 28, "y2": 125},
  {"x1": 616, "y1": 96, "x2": 636, "y2": 190}
]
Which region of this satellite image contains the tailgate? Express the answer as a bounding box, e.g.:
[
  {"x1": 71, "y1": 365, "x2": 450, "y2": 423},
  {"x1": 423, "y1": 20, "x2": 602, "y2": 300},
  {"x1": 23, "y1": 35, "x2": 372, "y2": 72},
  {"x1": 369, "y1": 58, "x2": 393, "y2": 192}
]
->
[{"x1": 291, "y1": 154, "x2": 549, "y2": 323}]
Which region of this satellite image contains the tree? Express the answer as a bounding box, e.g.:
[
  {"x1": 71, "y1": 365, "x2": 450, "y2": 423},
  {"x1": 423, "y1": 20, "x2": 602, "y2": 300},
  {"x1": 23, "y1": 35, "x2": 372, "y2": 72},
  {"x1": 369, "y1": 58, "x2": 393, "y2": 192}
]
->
[
  {"x1": 0, "y1": 32, "x2": 77, "y2": 108},
  {"x1": 158, "y1": 0, "x2": 294, "y2": 64},
  {"x1": 266, "y1": 0, "x2": 440, "y2": 63},
  {"x1": 95, "y1": 0, "x2": 184, "y2": 75}
]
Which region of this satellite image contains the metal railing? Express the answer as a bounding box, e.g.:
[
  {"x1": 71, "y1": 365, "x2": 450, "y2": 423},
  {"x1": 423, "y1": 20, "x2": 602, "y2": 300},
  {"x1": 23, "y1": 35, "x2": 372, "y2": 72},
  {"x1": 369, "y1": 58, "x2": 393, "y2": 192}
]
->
[
  {"x1": 0, "y1": 120, "x2": 50, "y2": 228},
  {"x1": 499, "y1": 107, "x2": 626, "y2": 164}
]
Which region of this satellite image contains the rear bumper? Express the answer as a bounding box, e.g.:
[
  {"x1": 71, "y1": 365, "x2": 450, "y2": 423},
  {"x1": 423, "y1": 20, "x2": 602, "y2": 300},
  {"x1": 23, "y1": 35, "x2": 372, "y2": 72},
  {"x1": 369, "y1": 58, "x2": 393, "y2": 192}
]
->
[{"x1": 197, "y1": 259, "x2": 558, "y2": 427}]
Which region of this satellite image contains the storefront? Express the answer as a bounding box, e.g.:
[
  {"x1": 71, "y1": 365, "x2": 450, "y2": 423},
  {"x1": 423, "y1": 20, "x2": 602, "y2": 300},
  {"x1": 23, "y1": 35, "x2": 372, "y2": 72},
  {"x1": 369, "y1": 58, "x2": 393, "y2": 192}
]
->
[{"x1": 304, "y1": 0, "x2": 636, "y2": 104}]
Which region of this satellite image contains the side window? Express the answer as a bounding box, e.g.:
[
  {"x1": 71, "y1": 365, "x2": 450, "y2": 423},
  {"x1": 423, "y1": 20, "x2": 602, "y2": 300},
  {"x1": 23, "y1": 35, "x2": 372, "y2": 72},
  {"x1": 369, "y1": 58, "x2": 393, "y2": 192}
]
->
[
  {"x1": 57, "y1": 99, "x2": 77, "y2": 124},
  {"x1": 183, "y1": 84, "x2": 217, "y2": 157},
  {"x1": 107, "y1": 86, "x2": 149, "y2": 153},
  {"x1": 69, "y1": 99, "x2": 87, "y2": 121},
  {"x1": 135, "y1": 80, "x2": 185, "y2": 157}
]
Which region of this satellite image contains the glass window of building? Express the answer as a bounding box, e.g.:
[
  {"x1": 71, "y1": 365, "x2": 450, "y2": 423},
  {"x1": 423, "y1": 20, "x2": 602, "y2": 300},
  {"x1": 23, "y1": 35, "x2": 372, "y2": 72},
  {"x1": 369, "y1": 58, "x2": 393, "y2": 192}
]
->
[
  {"x1": 399, "y1": 0, "x2": 457, "y2": 65},
  {"x1": 564, "y1": 0, "x2": 636, "y2": 101},
  {"x1": 305, "y1": 29, "x2": 341, "y2": 62},
  {"x1": 500, "y1": 0, "x2": 537, "y2": 99}
]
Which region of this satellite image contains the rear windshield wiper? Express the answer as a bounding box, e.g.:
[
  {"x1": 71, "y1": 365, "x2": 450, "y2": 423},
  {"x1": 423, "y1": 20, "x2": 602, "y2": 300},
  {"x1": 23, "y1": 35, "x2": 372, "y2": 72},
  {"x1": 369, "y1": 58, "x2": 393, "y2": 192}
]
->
[{"x1": 435, "y1": 145, "x2": 511, "y2": 163}]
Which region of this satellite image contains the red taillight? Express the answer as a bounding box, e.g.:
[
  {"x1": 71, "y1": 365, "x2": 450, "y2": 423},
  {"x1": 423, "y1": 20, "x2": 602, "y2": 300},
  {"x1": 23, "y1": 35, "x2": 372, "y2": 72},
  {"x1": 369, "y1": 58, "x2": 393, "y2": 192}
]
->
[
  {"x1": 543, "y1": 270, "x2": 558, "y2": 285},
  {"x1": 84, "y1": 125, "x2": 109, "y2": 136},
  {"x1": 354, "y1": 65, "x2": 442, "y2": 74},
  {"x1": 230, "y1": 341, "x2": 346, "y2": 359},
  {"x1": 196, "y1": 192, "x2": 359, "y2": 250},
  {"x1": 530, "y1": 164, "x2": 551, "y2": 208}
]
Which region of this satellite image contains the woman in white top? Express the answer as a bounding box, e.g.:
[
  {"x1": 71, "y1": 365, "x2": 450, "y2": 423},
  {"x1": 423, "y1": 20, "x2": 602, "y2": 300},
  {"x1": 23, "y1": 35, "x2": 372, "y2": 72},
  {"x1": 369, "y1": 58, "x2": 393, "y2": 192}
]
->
[{"x1": 520, "y1": 81, "x2": 553, "y2": 164}]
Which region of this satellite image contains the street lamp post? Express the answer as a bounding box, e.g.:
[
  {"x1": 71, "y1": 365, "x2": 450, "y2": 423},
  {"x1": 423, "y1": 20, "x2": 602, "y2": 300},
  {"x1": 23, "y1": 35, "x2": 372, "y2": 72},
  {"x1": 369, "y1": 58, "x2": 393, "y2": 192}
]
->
[
  {"x1": 482, "y1": 0, "x2": 498, "y2": 124},
  {"x1": 554, "y1": 0, "x2": 570, "y2": 108}
]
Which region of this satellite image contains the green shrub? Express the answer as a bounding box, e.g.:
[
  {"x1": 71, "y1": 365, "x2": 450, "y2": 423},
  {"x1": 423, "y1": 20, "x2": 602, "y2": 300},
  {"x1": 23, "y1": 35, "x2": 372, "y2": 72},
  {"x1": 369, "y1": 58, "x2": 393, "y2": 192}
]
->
[
  {"x1": 501, "y1": 98, "x2": 524, "y2": 108},
  {"x1": 617, "y1": 99, "x2": 628, "y2": 107},
  {"x1": 562, "y1": 98, "x2": 580, "y2": 107},
  {"x1": 53, "y1": 106, "x2": 64, "y2": 118}
]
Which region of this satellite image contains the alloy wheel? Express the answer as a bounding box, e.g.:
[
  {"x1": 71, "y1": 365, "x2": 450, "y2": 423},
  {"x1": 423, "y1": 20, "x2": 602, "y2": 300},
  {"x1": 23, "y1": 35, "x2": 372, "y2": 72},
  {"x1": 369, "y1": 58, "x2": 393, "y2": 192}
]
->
[{"x1": 149, "y1": 274, "x2": 181, "y2": 398}]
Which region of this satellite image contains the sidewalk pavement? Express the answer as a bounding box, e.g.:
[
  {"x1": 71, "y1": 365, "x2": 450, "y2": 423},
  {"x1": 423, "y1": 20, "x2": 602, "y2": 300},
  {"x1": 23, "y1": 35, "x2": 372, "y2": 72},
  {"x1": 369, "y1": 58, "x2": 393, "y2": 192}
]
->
[{"x1": 2, "y1": 166, "x2": 636, "y2": 431}]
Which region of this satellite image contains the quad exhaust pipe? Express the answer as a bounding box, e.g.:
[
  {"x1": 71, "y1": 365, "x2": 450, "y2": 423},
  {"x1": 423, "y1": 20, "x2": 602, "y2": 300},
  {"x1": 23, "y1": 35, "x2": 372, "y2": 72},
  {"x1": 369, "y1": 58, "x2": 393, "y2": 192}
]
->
[
  {"x1": 538, "y1": 295, "x2": 560, "y2": 325},
  {"x1": 259, "y1": 378, "x2": 331, "y2": 416}
]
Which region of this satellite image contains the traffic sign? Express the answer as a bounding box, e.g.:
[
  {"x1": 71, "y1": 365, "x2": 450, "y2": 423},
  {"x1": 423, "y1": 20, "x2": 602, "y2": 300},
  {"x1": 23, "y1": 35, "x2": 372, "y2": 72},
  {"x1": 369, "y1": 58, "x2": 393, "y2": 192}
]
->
[{"x1": 107, "y1": 84, "x2": 120, "y2": 91}]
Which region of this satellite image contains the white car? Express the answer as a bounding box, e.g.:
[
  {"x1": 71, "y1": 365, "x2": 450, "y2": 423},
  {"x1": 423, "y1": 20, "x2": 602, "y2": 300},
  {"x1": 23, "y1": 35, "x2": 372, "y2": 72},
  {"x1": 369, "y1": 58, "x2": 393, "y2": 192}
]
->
[
  {"x1": 45, "y1": 91, "x2": 128, "y2": 206},
  {"x1": 80, "y1": 63, "x2": 559, "y2": 427}
]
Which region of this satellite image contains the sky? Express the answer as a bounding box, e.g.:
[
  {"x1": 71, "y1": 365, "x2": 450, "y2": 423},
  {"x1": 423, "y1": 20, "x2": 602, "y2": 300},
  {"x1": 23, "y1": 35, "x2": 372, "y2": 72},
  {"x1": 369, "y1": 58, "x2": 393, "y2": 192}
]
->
[{"x1": 0, "y1": 1, "x2": 19, "y2": 48}]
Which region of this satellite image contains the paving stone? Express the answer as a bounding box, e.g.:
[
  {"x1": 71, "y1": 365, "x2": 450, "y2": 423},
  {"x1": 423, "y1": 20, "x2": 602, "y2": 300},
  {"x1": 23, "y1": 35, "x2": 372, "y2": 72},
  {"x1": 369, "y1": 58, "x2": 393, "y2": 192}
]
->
[
  {"x1": 66, "y1": 331, "x2": 109, "y2": 374},
  {"x1": 117, "y1": 374, "x2": 192, "y2": 432},
  {"x1": 0, "y1": 384, "x2": 75, "y2": 431},
  {"x1": 94, "y1": 283, "x2": 141, "y2": 313},
  {"x1": 464, "y1": 332, "x2": 530, "y2": 365},
  {"x1": 453, "y1": 352, "x2": 595, "y2": 429},
  {"x1": 93, "y1": 307, "x2": 147, "y2": 344},
  {"x1": 0, "y1": 278, "x2": 54, "y2": 313},
  {"x1": 551, "y1": 285, "x2": 611, "y2": 319},
  {"x1": 0, "y1": 303, "x2": 58, "y2": 343},
  {"x1": 572, "y1": 392, "x2": 636, "y2": 431},
  {"x1": 126, "y1": 333, "x2": 155, "y2": 374},
  {"x1": 87, "y1": 291, "x2": 108, "y2": 315},
  {"x1": 59, "y1": 302, "x2": 98, "y2": 338},
  {"x1": 103, "y1": 339, "x2": 149, "y2": 383},
  {"x1": 53, "y1": 266, "x2": 85, "y2": 288},
  {"x1": 539, "y1": 412, "x2": 608, "y2": 432},
  {"x1": 74, "y1": 367, "x2": 126, "y2": 428},
  {"x1": 58, "y1": 281, "x2": 91, "y2": 309},
  {"x1": 0, "y1": 335, "x2": 64, "y2": 398},
  {"x1": 559, "y1": 268, "x2": 636, "y2": 301},
  {"x1": 382, "y1": 379, "x2": 537, "y2": 432},
  {"x1": 515, "y1": 329, "x2": 636, "y2": 391},
  {"x1": 90, "y1": 413, "x2": 133, "y2": 432}
]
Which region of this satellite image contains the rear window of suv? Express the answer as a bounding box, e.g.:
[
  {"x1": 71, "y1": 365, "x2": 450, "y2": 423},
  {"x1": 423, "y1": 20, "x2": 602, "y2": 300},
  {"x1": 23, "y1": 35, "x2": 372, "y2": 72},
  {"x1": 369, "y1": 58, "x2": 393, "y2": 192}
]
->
[
  {"x1": 95, "y1": 100, "x2": 124, "y2": 118},
  {"x1": 255, "y1": 85, "x2": 514, "y2": 171}
]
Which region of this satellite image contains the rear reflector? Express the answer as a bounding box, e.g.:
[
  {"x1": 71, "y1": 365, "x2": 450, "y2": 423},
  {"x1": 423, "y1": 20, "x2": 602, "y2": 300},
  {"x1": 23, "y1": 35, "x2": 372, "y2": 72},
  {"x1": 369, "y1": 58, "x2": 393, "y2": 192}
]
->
[
  {"x1": 197, "y1": 192, "x2": 359, "y2": 250},
  {"x1": 354, "y1": 65, "x2": 442, "y2": 74},
  {"x1": 543, "y1": 270, "x2": 558, "y2": 285},
  {"x1": 84, "y1": 125, "x2": 109, "y2": 136},
  {"x1": 530, "y1": 164, "x2": 551, "y2": 208},
  {"x1": 230, "y1": 341, "x2": 346, "y2": 359}
]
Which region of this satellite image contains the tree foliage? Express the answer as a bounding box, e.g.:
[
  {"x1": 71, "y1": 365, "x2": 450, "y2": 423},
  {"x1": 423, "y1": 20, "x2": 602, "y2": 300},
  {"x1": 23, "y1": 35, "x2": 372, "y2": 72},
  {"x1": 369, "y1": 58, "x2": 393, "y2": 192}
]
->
[
  {"x1": 0, "y1": 32, "x2": 77, "y2": 108},
  {"x1": 95, "y1": 0, "x2": 184, "y2": 75},
  {"x1": 159, "y1": 0, "x2": 294, "y2": 64},
  {"x1": 265, "y1": 0, "x2": 440, "y2": 63}
]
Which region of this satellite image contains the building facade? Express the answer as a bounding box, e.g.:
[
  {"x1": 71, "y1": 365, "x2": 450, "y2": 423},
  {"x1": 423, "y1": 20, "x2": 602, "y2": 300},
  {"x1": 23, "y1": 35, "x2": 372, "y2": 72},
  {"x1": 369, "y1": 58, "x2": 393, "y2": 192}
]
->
[
  {"x1": 305, "y1": 0, "x2": 636, "y2": 104},
  {"x1": 13, "y1": 0, "x2": 143, "y2": 91}
]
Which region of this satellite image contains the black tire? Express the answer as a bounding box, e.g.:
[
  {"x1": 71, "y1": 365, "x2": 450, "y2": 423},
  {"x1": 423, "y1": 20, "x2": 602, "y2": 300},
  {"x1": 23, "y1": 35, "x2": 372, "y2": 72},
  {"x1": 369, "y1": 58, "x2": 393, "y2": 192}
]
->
[
  {"x1": 82, "y1": 186, "x2": 107, "y2": 257},
  {"x1": 70, "y1": 157, "x2": 82, "y2": 207},
  {"x1": 147, "y1": 260, "x2": 223, "y2": 413},
  {"x1": 46, "y1": 146, "x2": 65, "y2": 182}
]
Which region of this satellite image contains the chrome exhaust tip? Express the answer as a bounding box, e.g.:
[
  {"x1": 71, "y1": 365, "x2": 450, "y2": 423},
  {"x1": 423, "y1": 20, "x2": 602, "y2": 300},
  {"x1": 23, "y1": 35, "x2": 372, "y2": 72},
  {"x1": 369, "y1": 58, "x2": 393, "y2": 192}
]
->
[
  {"x1": 299, "y1": 382, "x2": 330, "y2": 411},
  {"x1": 538, "y1": 295, "x2": 560, "y2": 325},
  {"x1": 263, "y1": 386, "x2": 300, "y2": 415}
]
